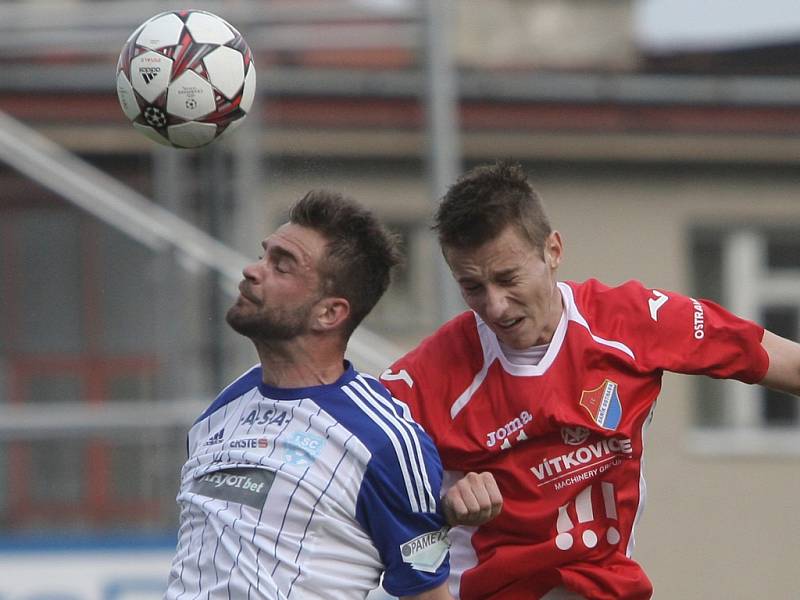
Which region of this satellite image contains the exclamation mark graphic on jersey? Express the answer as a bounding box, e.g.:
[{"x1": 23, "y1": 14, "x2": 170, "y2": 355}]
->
[
  {"x1": 575, "y1": 485, "x2": 598, "y2": 548},
  {"x1": 601, "y1": 481, "x2": 621, "y2": 545},
  {"x1": 554, "y1": 482, "x2": 621, "y2": 551},
  {"x1": 555, "y1": 503, "x2": 575, "y2": 550}
]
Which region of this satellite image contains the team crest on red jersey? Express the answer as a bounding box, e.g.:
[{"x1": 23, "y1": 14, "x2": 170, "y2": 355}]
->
[{"x1": 579, "y1": 379, "x2": 622, "y2": 430}]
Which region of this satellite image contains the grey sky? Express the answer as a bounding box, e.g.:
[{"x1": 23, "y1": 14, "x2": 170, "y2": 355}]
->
[{"x1": 635, "y1": 0, "x2": 800, "y2": 51}]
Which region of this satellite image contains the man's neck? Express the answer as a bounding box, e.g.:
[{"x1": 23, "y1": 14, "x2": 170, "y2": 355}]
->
[
  {"x1": 254, "y1": 336, "x2": 346, "y2": 389},
  {"x1": 545, "y1": 282, "x2": 565, "y2": 341},
  {"x1": 532, "y1": 282, "x2": 565, "y2": 346}
]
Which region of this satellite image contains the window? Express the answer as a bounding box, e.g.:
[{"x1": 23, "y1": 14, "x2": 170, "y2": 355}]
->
[
  {"x1": 690, "y1": 228, "x2": 800, "y2": 455},
  {"x1": 0, "y1": 202, "x2": 173, "y2": 530}
]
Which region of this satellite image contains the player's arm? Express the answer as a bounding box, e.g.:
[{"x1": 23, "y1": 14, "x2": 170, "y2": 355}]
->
[
  {"x1": 442, "y1": 471, "x2": 503, "y2": 527},
  {"x1": 401, "y1": 581, "x2": 454, "y2": 600},
  {"x1": 759, "y1": 330, "x2": 800, "y2": 396}
]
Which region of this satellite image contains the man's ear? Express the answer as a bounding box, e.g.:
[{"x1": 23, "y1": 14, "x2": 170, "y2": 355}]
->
[
  {"x1": 545, "y1": 231, "x2": 564, "y2": 269},
  {"x1": 312, "y1": 297, "x2": 351, "y2": 333}
]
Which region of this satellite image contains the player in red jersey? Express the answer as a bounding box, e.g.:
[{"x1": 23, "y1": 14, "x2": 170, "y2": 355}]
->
[{"x1": 380, "y1": 162, "x2": 800, "y2": 600}]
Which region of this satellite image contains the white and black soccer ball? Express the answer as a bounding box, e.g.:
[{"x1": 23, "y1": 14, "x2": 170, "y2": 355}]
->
[{"x1": 116, "y1": 10, "x2": 256, "y2": 149}]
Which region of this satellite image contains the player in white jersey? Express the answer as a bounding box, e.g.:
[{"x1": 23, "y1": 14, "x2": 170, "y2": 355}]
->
[{"x1": 165, "y1": 190, "x2": 455, "y2": 599}]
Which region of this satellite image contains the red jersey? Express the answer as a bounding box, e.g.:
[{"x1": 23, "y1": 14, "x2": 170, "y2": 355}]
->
[{"x1": 380, "y1": 279, "x2": 768, "y2": 600}]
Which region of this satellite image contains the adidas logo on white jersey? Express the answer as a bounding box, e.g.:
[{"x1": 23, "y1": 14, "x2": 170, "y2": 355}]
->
[{"x1": 204, "y1": 428, "x2": 225, "y2": 446}]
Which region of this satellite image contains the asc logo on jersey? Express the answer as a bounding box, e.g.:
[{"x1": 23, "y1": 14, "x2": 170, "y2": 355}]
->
[
  {"x1": 579, "y1": 379, "x2": 622, "y2": 430},
  {"x1": 284, "y1": 432, "x2": 326, "y2": 467}
]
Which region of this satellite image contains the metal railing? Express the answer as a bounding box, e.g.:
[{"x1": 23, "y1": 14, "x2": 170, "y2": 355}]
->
[
  {"x1": 0, "y1": 109, "x2": 405, "y2": 374},
  {"x1": 0, "y1": 0, "x2": 420, "y2": 56}
]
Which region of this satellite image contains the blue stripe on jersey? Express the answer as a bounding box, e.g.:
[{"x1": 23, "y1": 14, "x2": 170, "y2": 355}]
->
[
  {"x1": 357, "y1": 374, "x2": 437, "y2": 511},
  {"x1": 344, "y1": 378, "x2": 436, "y2": 513},
  {"x1": 333, "y1": 375, "x2": 447, "y2": 596},
  {"x1": 342, "y1": 385, "x2": 423, "y2": 513},
  {"x1": 194, "y1": 364, "x2": 261, "y2": 424},
  {"x1": 339, "y1": 375, "x2": 441, "y2": 513}
]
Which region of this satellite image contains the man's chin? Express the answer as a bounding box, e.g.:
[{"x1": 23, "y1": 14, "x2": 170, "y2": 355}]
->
[
  {"x1": 495, "y1": 327, "x2": 538, "y2": 350},
  {"x1": 225, "y1": 309, "x2": 306, "y2": 342},
  {"x1": 225, "y1": 307, "x2": 253, "y2": 336}
]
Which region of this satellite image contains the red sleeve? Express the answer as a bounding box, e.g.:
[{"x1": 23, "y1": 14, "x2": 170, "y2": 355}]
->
[
  {"x1": 570, "y1": 279, "x2": 769, "y2": 383},
  {"x1": 380, "y1": 312, "x2": 483, "y2": 444}
]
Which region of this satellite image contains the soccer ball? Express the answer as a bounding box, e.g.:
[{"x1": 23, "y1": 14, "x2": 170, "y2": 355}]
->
[{"x1": 116, "y1": 10, "x2": 256, "y2": 149}]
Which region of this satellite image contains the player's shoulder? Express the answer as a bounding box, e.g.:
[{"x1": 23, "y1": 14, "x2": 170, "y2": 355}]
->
[
  {"x1": 334, "y1": 370, "x2": 434, "y2": 453},
  {"x1": 344, "y1": 375, "x2": 442, "y2": 512},
  {"x1": 566, "y1": 278, "x2": 655, "y2": 315},
  {"x1": 565, "y1": 278, "x2": 692, "y2": 341},
  {"x1": 397, "y1": 311, "x2": 482, "y2": 367},
  {"x1": 566, "y1": 277, "x2": 650, "y2": 300},
  {"x1": 194, "y1": 364, "x2": 261, "y2": 424}
]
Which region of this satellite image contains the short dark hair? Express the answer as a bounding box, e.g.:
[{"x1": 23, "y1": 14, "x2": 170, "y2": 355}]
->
[
  {"x1": 290, "y1": 190, "x2": 402, "y2": 338},
  {"x1": 434, "y1": 161, "x2": 551, "y2": 254}
]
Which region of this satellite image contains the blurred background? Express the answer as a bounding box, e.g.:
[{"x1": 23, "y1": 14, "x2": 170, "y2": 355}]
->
[{"x1": 1, "y1": 0, "x2": 799, "y2": 598}]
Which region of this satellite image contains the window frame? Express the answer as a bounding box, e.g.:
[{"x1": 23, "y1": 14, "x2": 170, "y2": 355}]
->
[{"x1": 689, "y1": 228, "x2": 800, "y2": 456}]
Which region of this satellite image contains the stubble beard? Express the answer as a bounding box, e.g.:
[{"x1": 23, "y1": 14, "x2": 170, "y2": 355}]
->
[{"x1": 225, "y1": 301, "x2": 311, "y2": 343}]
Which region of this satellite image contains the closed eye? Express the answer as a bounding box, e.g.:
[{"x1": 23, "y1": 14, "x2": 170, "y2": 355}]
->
[
  {"x1": 461, "y1": 282, "x2": 482, "y2": 293},
  {"x1": 268, "y1": 247, "x2": 297, "y2": 274}
]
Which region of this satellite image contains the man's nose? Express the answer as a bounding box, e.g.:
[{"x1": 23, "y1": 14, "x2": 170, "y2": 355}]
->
[
  {"x1": 484, "y1": 286, "x2": 509, "y2": 320},
  {"x1": 242, "y1": 261, "x2": 260, "y2": 281}
]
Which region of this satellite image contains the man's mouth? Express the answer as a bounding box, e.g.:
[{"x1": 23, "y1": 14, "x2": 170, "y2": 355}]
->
[
  {"x1": 238, "y1": 282, "x2": 259, "y2": 304},
  {"x1": 496, "y1": 317, "x2": 523, "y2": 330}
]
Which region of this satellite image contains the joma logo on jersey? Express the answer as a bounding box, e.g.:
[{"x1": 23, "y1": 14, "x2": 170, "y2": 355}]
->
[
  {"x1": 648, "y1": 290, "x2": 669, "y2": 321},
  {"x1": 380, "y1": 368, "x2": 414, "y2": 388},
  {"x1": 486, "y1": 410, "x2": 533, "y2": 448}
]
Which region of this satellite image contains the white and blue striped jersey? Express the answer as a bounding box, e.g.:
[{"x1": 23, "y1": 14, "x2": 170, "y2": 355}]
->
[{"x1": 165, "y1": 362, "x2": 450, "y2": 600}]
